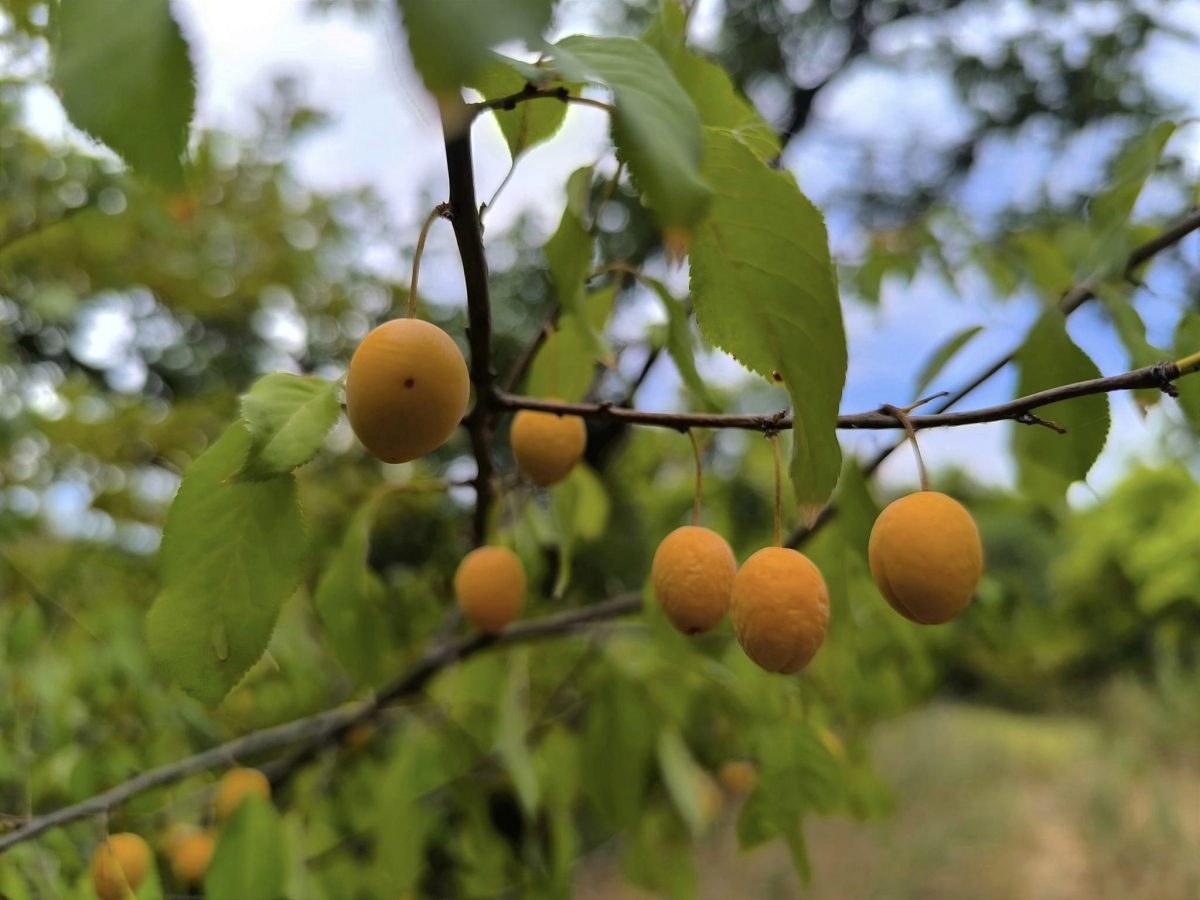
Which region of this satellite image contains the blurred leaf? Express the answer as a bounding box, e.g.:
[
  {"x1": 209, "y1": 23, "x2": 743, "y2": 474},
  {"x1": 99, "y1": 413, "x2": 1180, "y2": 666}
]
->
[
  {"x1": 622, "y1": 806, "x2": 697, "y2": 900},
  {"x1": 834, "y1": 460, "x2": 880, "y2": 563},
  {"x1": 205, "y1": 795, "x2": 288, "y2": 900},
  {"x1": 690, "y1": 128, "x2": 846, "y2": 507},
  {"x1": 548, "y1": 36, "x2": 710, "y2": 232},
  {"x1": 397, "y1": 0, "x2": 554, "y2": 93},
  {"x1": 496, "y1": 651, "x2": 540, "y2": 815},
  {"x1": 644, "y1": 277, "x2": 717, "y2": 410},
  {"x1": 913, "y1": 325, "x2": 983, "y2": 397},
  {"x1": 52, "y1": 0, "x2": 194, "y2": 188},
  {"x1": 1174, "y1": 312, "x2": 1200, "y2": 431},
  {"x1": 535, "y1": 725, "x2": 580, "y2": 809},
  {"x1": 657, "y1": 729, "x2": 716, "y2": 837},
  {"x1": 642, "y1": 2, "x2": 779, "y2": 160},
  {"x1": 313, "y1": 493, "x2": 388, "y2": 682},
  {"x1": 145, "y1": 423, "x2": 308, "y2": 706},
  {"x1": 582, "y1": 675, "x2": 654, "y2": 828},
  {"x1": 468, "y1": 57, "x2": 577, "y2": 159},
  {"x1": 545, "y1": 166, "x2": 597, "y2": 324},
  {"x1": 1090, "y1": 122, "x2": 1176, "y2": 275},
  {"x1": 1012, "y1": 313, "x2": 1109, "y2": 503},
  {"x1": 1013, "y1": 231, "x2": 1075, "y2": 295},
  {"x1": 550, "y1": 463, "x2": 610, "y2": 597},
  {"x1": 1098, "y1": 286, "x2": 1167, "y2": 406},
  {"x1": 375, "y1": 727, "x2": 440, "y2": 892},
  {"x1": 236, "y1": 373, "x2": 341, "y2": 481},
  {"x1": 526, "y1": 286, "x2": 617, "y2": 401}
]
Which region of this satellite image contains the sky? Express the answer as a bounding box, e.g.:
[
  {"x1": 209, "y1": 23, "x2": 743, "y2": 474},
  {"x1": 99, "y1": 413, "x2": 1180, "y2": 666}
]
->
[{"x1": 18, "y1": 0, "x2": 1200, "y2": 499}]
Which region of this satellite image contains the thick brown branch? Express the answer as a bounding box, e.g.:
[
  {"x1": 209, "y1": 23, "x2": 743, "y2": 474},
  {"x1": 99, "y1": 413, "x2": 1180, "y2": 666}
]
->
[
  {"x1": 491, "y1": 360, "x2": 1187, "y2": 434},
  {"x1": 0, "y1": 594, "x2": 642, "y2": 855}
]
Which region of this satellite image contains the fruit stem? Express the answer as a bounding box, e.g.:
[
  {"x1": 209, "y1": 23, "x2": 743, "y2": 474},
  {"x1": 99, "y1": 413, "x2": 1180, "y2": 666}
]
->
[
  {"x1": 769, "y1": 433, "x2": 782, "y2": 547},
  {"x1": 546, "y1": 322, "x2": 559, "y2": 396},
  {"x1": 407, "y1": 203, "x2": 449, "y2": 318},
  {"x1": 687, "y1": 428, "x2": 703, "y2": 526},
  {"x1": 882, "y1": 404, "x2": 930, "y2": 491}
]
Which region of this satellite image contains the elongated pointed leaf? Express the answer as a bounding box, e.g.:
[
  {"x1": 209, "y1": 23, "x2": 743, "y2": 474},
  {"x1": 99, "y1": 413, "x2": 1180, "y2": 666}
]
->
[
  {"x1": 205, "y1": 796, "x2": 288, "y2": 900},
  {"x1": 913, "y1": 325, "x2": 983, "y2": 397},
  {"x1": 496, "y1": 651, "x2": 540, "y2": 815},
  {"x1": 690, "y1": 128, "x2": 846, "y2": 507},
  {"x1": 642, "y1": 3, "x2": 778, "y2": 160},
  {"x1": 237, "y1": 373, "x2": 341, "y2": 481},
  {"x1": 548, "y1": 36, "x2": 710, "y2": 232},
  {"x1": 1173, "y1": 312, "x2": 1200, "y2": 431},
  {"x1": 656, "y1": 729, "x2": 716, "y2": 837},
  {"x1": 1090, "y1": 122, "x2": 1176, "y2": 275},
  {"x1": 644, "y1": 277, "x2": 717, "y2": 410},
  {"x1": 545, "y1": 166, "x2": 596, "y2": 322},
  {"x1": 1012, "y1": 313, "x2": 1109, "y2": 502},
  {"x1": 145, "y1": 423, "x2": 308, "y2": 706},
  {"x1": 52, "y1": 0, "x2": 194, "y2": 188},
  {"x1": 526, "y1": 286, "x2": 617, "y2": 402},
  {"x1": 550, "y1": 463, "x2": 610, "y2": 598}
]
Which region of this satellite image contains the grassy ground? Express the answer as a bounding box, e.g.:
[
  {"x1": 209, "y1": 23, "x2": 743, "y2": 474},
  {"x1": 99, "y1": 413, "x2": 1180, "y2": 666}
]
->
[{"x1": 576, "y1": 684, "x2": 1200, "y2": 899}]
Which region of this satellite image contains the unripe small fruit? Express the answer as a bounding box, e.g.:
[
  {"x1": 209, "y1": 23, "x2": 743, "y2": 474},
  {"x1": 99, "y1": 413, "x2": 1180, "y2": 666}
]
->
[
  {"x1": 510, "y1": 406, "x2": 586, "y2": 487},
  {"x1": 868, "y1": 491, "x2": 982, "y2": 625},
  {"x1": 732, "y1": 547, "x2": 829, "y2": 674},
  {"x1": 170, "y1": 831, "x2": 215, "y2": 884},
  {"x1": 345, "y1": 318, "x2": 470, "y2": 464},
  {"x1": 719, "y1": 760, "x2": 757, "y2": 794},
  {"x1": 651, "y1": 526, "x2": 736, "y2": 634},
  {"x1": 215, "y1": 767, "x2": 270, "y2": 822},
  {"x1": 454, "y1": 546, "x2": 526, "y2": 633},
  {"x1": 91, "y1": 833, "x2": 152, "y2": 900}
]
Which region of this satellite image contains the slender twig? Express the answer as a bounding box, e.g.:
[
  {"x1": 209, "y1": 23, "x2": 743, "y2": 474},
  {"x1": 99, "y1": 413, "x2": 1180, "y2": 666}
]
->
[
  {"x1": 470, "y1": 86, "x2": 614, "y2": 119},
  {"x1": 490, "y1": 360, "x2": 1190, "y2": 433},
  {"x1": 407, "y1": 203, "x2": 450, "y2": 318},
  {"x1": 0, "y1": 593, "x2": 643, "y2": 855},
  {"x1": 769, "y1": 433, "x2": 782, "y2": 547}
]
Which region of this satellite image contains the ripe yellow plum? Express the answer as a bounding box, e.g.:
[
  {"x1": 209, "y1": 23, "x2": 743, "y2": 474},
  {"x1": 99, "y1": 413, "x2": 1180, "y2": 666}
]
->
[
  {"x1": 510, "y1": 406, "x2": 586, "y2": 487},
  {"x1": 651, "y1": 526, "x2": 736, "y2": 634},
  {"x1": 732, "y1": 547, "x2": 829, "y2": 674},
  {"x1": 215, "y1": 767, "x2": 270, "y2": 822},
  {"x1": 91, "y1": 833, "x2": 152, "y2": 900},
  {"x1": 454, "y1": 546, "x2": 526, "y2": 633}
]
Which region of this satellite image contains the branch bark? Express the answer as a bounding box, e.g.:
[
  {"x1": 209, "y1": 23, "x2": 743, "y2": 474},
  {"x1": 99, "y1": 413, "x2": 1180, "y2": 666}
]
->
[{"x1": 0, "y1": 594, "x2": 642, "y2": 855}]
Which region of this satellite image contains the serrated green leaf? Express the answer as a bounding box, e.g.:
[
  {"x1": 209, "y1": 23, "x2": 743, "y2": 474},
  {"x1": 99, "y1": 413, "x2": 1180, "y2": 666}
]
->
[
  {"x1": 550, "y1": 463, "x2": 610, "y2": 598},
  {"x1": 690, "y1": 128, "x2": 846, "y2": 507},
  {"x1": 237, "y1": 373, "x2": 341, "y2": 480},
  {"x1": 52, "y1": 0, "x2": 194, "y2": 189},
  {"x1": 656, "y1": 729, "x2": 712, "y2": 837},
  {"x1": 548, "y1": 35, "x2": 710, "y2": 233},
  {"x1": 313, "y1": 494, "x2": 388, "y2": 682},
  {"x1": 913, "y1": 325, "x2": 983, "y2": 397},
  {"x1": 205, "y1": 795, "x2": 288, "y2": 900},
  {"x1": 526, "y1": 286, "x2": 617, "y2": 401},
  {"x1": 1012, "y1": 313, "x2": 1109, "y2": 503},
  {"x1": 582, "y1": 676, "x2": 654, "y2": 828},
  {"x1": 468, "y1": 57, "x2": 577, "y2": 159},
  {"x1": 642, "y1": 3, "x2": 779, "y2": 160},
  {"x1": 496, "y1": 651, "x2": 540, "y2": 815},
  {"x1": 145, "y1": 423, "x2": 308, "y2": 706},
  {"x1": 1173, "y1": 312, "x2": 1200, "y2": 431},
  {"x1": 397, "y1": 0, "x2": 554, "y2": 93},
  {"x1": 1090, "y1": 122, "x2": 1176, "y2": 275},
  {"x1": 644, "y1": 277, "x2": 717, "y2": 410}
]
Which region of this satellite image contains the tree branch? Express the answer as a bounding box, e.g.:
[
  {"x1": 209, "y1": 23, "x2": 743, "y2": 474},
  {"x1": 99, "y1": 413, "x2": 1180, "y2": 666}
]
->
[
  {"x1": 0, "y1": 594, "x2": 642, "y2": 855},
  {"x1": 470, "y1": 86, "x2": 614, "y2": 119}
]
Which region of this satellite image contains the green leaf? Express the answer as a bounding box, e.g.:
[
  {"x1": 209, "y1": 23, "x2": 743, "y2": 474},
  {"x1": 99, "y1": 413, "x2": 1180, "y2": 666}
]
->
[
  {"x1": 52, "y1": 0, "x2": 194, "y2": 189},
  {"x1": 644, "y1": 277, "x2": 717, "y2": 410},
  {"x1": 834, "y1": 460, "x2": 880, "y2": 563},
  {"x1": 495, "y1": 650, "x2": 540, "y2": 815},
  {"x1": 526, "y1": 286, "x2": 617, "y2": 402},
  {"x1": 550, "y1": 463, "x2": 610, "y2": 598},
  {"x1": 468, "y1": 57, "x2": 577, "y2": 159},
  {"x1": 1098, "y1": 286, "x2": 1167, "y2": 406},
  {"x1": 690, "y1": 128, "x2": 846, "y2": 507},
  {"x1": 205, "y1": 795, "x2": 288, "y2": 900},
  {"x1": 642, "y1": 3, "x2": 779, "y2": 161},
  {"x1": 313, "y1": 494, "x2": 388, "y2": 682},
  {"x1": 1090, "y1": 122, "x2": 1176, "y2": 275},
  {"x1": 397, "y1": 0, "x2": 554, "y2": 93},
  {"x1": 375, "y1": 731, "x2": 438, "y2": 892},
  {"x1": 546, "y1": 166, "x2": 597, "y2": 322},
  {"x1": 1012, "y1": 313, "x2": 1109, "y2": 503},
  {"x1": 548, "y1": 35, "x2": 710, "y2": 232},
  {"x1": 913, "y1": 325, "x2": 983, "y2": 397},
  {"x1": 622, "y1": 807, "x2": 697, "y2": 900},
  {"x1": 582, "y1": 675, "x2": 654, "y2": 828},
  {"x1": 1173, "y1": 312, "x2": 1200, "y2": 431},
  {"x1": 145, "y1": 423, "x2": 308, "y2": 706},
  {"x1": 236, "y1": 373, "x2": 341, "y2": 481},
  {"x1": 656, "y1": 729, "x2": 711, "y2": 837}
]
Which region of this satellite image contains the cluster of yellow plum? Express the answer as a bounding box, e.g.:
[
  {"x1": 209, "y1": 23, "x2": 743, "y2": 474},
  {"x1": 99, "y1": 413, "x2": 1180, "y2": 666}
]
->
[
  {"x1": 346, "y1": 317, "x2": 589, "y2": 635},
  {"x1": 652, "y1": 489, "x2": 983, "y2": 672},
  {"x1": 89, "y1": 767, "x2": 269, "y2": 899}
]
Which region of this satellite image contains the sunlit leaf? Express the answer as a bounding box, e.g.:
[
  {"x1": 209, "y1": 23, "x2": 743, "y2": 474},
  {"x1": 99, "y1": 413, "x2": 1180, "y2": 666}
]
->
[
  {"x1": 1173, "y1": 312, "x2": 1200, "y2": 431},
  {"x1": 205, "y1": 796, "x2": 288, "y2": 900},
  {"x1": 548, "y1": 35, "x2": 710, "y2": 233},
  {"x1": 236, "y1": 373, "x2": 341, "y2": 481},
  {"x1": 690, "y1": 128, "x2": 846, "y2": 507},
  {"x1": 145, "y1": 423, "x2": 308, "y2": 706},
  {"x1": 468, "y1": 57, "x2": 577, "y2": 160},
  {"x1": 495, "y1": 651, "x2": 540, "y2": 815},
  {"x1": 550, "y1": 463, "x2": 610, "y2": 598},
  {"x1": 913, "y1": 325, "x2": 983, "y2": 397},
  {"x1": 52, "y1": 0, "x2": 195, "y2": 188},
  {"x1": 545, "y1": 166, "x2": 597, "y2": 323},
  {"x1": 525, "y1": 286, "x2": 617, "y2": 401},
  {"x1": 1090, "y1": 121, "x2": 1176, "y2": 275},
  {"x1": 644, "y1": 277, "x2": 717, "y2": 410}
]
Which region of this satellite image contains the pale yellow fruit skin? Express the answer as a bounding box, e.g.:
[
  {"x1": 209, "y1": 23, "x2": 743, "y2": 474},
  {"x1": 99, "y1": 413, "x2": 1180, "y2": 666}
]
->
[
  {"x1": 345, "y1": 319, "x2": 470, "y2": 464},
  {"x1": 91, "y1": 833, "x2": 152, "y2": 900},
  {"x1": 455, "y1": 546, "x2": 526, "y2": 633},
  {"x1": 510, "y1": 407, "x2": 586, "y2": 487},
  {"x1": 732, "y1": 547, "x2": 830, "y2": 674},
  {"x1": 651, "y1": 526, "x2": 736, "y2": 634},
  {"x1": 170, "y1": 831, "x2": 215, "y2": 884},
  {"x1": 215, "y1": 767, "x2": 270, "y2": 822},
  {"x1": 719, "y1": 760, "x2": 757, "y2": 794},
  {"x1": 868, "y1": 491, "x2": 982, "y2": 625}
]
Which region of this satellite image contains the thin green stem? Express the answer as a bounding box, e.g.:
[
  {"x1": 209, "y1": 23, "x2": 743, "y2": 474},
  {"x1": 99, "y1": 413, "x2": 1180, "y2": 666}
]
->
[{"x1": 407, "y1": 203, "x2": 448, "y2": 318}]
